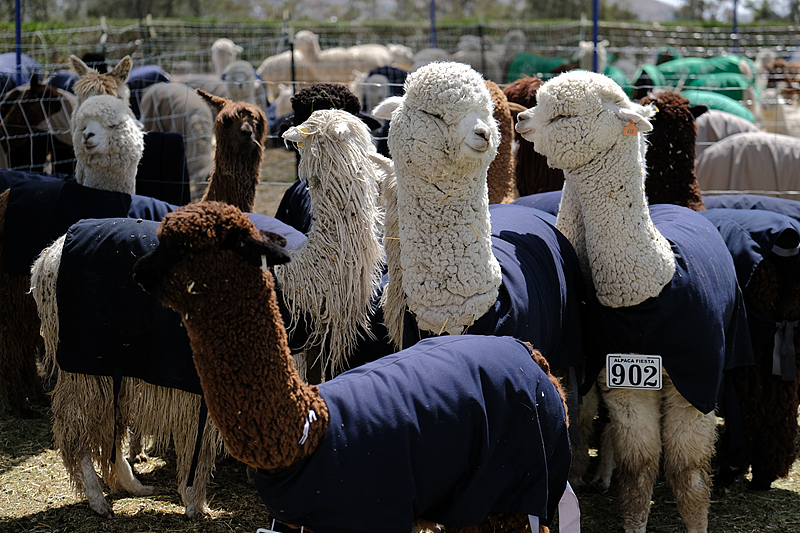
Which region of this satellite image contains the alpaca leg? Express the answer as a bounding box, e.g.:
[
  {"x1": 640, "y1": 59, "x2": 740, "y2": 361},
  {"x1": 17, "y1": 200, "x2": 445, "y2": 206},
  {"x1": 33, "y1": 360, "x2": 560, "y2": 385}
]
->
[
  {"x1": 569, "y1": 371, "x2": 597, "y2": 487},
  {"x1": 591, "y1": 419, "x2": 616, "y2": 490},
  {"x1": 113, "y1": 443, "x2": 156, "y2": 496},
  {"x1": 172, "y1": 391, "x2": 218, "y2": 517},
  {"x1": 661, "y1": 376, "x2": 715, "y2": 533},
  {"x1": 80, "y1": 453, "x2": 114, "y2": 518},
  {"x1": 747, "y1": 375, "x2": 799, "y2": 490},
  {"x1": 600, "y1": 372, "x2": 661, "y2": 533}
]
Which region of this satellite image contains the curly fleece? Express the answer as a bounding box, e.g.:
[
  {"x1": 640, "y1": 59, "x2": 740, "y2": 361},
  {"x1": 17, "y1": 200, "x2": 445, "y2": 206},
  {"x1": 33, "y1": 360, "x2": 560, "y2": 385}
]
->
[
  {"x1": 71, "y1": 94, "x2": 144, "y2": 193},
  {"x1": 639, "y1": 91, "x2": 706, "y2": 211},
  {"x1": 378, "y1": 62, "x2": 502, "y2": 336}
]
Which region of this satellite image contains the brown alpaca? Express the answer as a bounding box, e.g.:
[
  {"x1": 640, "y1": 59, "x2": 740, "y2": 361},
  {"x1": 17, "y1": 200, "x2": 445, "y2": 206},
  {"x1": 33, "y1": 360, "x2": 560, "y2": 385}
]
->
[
  {"x1": 133, "y1": 200, "x2": 570, "y2": 533},
  {"x1": 503, "y1": 76, "x2": 565, "y2": 196},
  {"x1": 485, "y1": 80, "x2": 518, "y2": 204},
  {"x1": 196, "y1": 88, "x2": 266, "y2": 213},
  {"x1": 0, "y1": 74, "x2": 64, "y2": 155},
  {"x1": 639, "y1": 92, "x2": 707, "y2": 211}
]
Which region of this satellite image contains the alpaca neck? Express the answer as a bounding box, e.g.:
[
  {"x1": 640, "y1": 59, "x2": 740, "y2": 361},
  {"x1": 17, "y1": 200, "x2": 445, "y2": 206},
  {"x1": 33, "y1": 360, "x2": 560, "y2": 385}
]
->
[
  {"x1": 77, "y1": 162, "x2": 137, "y2": 194},
  {"x1": 274, "y1": 171, "x2": 383, "y2": 379},
  {"x1": 180, "y1": 270, "x2": 329, "y2": 473},
  {"x1": 395, "y1": 167, "x2": 501, "y2": 335},
  {"x1": 556, "y1": 140, "x2": 675, "y2": 308},
  {"x1": 201, "y1": 147, "x2": 261, "y2": 212},
  {"x1": 645, "y1": 147, "x2": 705, "y2": 210}
]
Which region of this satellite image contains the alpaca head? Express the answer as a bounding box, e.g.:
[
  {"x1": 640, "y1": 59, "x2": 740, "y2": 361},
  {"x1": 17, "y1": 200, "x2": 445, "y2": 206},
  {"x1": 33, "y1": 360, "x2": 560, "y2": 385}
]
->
[
  {"x1": 0, "y1": 74, "x2": 63, "y2": 132},
  {"x1": 222, "y1": 60, "x2": 257, "y2": 103},
  {"x1": 516, "y1": 70, "x2": 654, "y2": 171},
  {"x1": 211, "y1": 38, "x2": 243, "y2": 77},
  {"x1": 70, "y1": 55, "x2": 132, "y2": 109},
  {"x1": 133, "y1": 201, "x2": 291, "y2": 311},
  {"x1": 197, "y1": 88, "x2": 267, "y2": 157},
  {"x1": 71, "y1": 94, "x2": 144, "y2": 188},
  {"x1": 283, "y1": 108, "x2": 378, "y2": 190},
  {"x1": 373, "y1": 61, "x2": 499, "y2": 183}
]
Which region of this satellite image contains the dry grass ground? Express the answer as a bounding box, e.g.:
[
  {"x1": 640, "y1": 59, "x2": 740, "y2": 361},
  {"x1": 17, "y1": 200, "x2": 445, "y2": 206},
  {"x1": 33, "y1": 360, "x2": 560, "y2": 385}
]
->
[
  {"x1": 2, "y1": 145, "x2": 799, "y2": 532},
  {"x1": 1, "y1": 399, "x2": 798, "y2": 532}
]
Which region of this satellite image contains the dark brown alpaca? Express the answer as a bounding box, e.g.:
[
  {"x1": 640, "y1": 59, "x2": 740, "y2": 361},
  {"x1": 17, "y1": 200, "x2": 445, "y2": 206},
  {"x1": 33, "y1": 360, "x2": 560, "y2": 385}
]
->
[
  {"x1": 485, "y1": 80, "x2": 518, "y2": 204},
  {"x1": 0, "y1": 74, "x2": 63, "y2": 158},
  {"x1": 503, "y1": 76, "x2": 565, "y2": 196},
  {"x1": 639, "y1": 91, "x2": 707, "y2": 211},
  {"x1": 134, "y1": 201, "x2": 571, "y2": 533},
  {"x1": 196, "y1": 88, "x2": 267, "y2": 213}
]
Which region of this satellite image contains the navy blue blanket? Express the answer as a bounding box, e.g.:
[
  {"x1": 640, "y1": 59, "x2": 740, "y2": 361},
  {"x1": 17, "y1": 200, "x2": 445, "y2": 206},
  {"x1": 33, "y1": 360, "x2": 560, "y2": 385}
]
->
[
  {"x1": 3, "y1": 176, "x2": 176, "y2": 276},
  {"x1": 512, "y1": 190, "x2": 563, "y2": 217},
  {"x1": 705, "y1": 194, "x2": 800, "y2": 224},
  {"x1": 255, "y1": 335, "x2": 570, "y2": 532},
  {"x1": 700, "y1": 208, "x2": 800, "y2": 350},
  {"x1": 56, "y1": 214, "x2": 307, "y2": 393},
  {"x1": 403, "y1": 204, "x2": 585, "y2": 372},
  {"x1": 582, "y1": 204, "x2": 754, "y2": 414},
  {"x1": 274, "y1": 178, "x2": 313, "y2": 234}
]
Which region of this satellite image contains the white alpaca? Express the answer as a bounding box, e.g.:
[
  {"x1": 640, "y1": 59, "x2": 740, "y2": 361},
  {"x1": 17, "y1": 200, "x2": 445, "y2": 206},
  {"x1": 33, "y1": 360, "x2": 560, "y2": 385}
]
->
[
  {"x1": 516, "y1": 70, "x2": 749, "y2": 533},
  {"x1": 70, "y1": 55, "x2": 132, "y2": 112},
  {"x1": 372, "y1": 62, "x2": 584, "y2": 377},
  {"x1": 211, "y1": 38, "x2": 243, "y2": 77},
  {"x1": 278, "y1": 108, "x2": 388, "y2": 378},
  {"x1": 71, "y1": 95, "x2": 144, "y2": 193}
]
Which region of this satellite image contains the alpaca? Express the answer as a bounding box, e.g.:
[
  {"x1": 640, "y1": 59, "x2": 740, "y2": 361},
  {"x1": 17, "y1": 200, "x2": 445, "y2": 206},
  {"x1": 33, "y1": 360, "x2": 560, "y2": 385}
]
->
[
  {"x1": 0, "y1": 94, "x2": 145, "y2": 416},
  {"x1": 695, "y1": 131, "x2": 800, "y2": 199},
  {"x1": 69, "y1": 54, "x2": 132, "y2": 113},
  {"x1": 72, "y1": 95, "x2": 144, "y2": 192},
  {"x1": 195, "y1": 88, "x2": 266, "y2": 212},
  {"x1": 503, "y1": 75, "x2": 565, "y2": 196},
  {"x1": 137, "y1": 82, "x2": 214, "y2": 196},
  {"x1": 700, "y1": 207, "x2": 800, "y2": 491},
  {"x1": 28, "y1": 98, "x2": 391, "y2": 518},
  {"x1": 26, "y1": 90, "x2": 271, "y2": 518},
  {"x1": 131, "y1": 200, "x2": 572, "y2": 533},
  {"x1": 0, "y1": 74, "x2": 66, "y2": 173},
  {"x1": 274, "y1": 82, "x2": 385, "y2": 235},
  {"x1": 639, "y1": 91, "x2": 707, "y2": 210},
  {"x1": 485, "y1": 79, "x2": 518, "y2": 204},
  {"x1": 694, "y1": 109, "x2": 760, "y2": 158},
  {"x1": 371, "y1": 61, "x2": 584, "y2": 376},
  {"x1": 211, "y1": 38, "x2": 243, "y2": 77},
  {"x1": 278, "y1": 109, "x2": 388, "y2": 380},
  {"x1": 516, "y1": 70, "x2": 753, "y2": 533}
]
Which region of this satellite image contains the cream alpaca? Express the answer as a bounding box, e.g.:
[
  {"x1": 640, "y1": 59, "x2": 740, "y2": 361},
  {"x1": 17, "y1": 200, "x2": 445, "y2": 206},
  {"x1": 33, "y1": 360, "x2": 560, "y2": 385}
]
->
[
  {"x1": 278, "y1": 109, "x2": 387, "y2": 378},
  {"x1": 71, "y1": 95, "x2": 144, "y2": 192},
  {"x1": 516, "y1": 70, "x2": 749, "y2": 533},
  {"x1": 373, "y1": 61, "x2": 502, "y2": 339}
]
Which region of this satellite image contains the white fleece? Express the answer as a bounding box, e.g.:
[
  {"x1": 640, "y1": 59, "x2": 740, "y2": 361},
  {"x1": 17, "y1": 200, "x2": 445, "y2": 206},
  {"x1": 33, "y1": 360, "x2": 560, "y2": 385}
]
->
[
  {"x1": 374, "y1": 62, "x2": 502, "y2": 338},
  {"x1": 516, "y1": 70, "x2": 675, "y2": 308}
]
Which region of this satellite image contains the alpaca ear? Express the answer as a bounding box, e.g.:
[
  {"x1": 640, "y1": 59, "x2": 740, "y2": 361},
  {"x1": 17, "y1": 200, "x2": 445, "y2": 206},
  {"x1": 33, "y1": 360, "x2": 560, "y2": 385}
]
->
[
  {"x1": 604, "y1": 101, "x2": 654, "y2": 133},
  {"x1": 690, "y1": 105, "x2": 708, "y2": 120},
  {"x1": 196, "y1": 88, "x2": 230, "y2": 114},
  {"x1": 372, "y1": 96, "x2": 404, "y2": 120},
  {"x1": 29, "y1": 73, "x2": 40, "y2": 88},
  {"x1": 111, "y1": 56, "x2": 133, "y2": 84},
  {"x1": 232, "y1": 232, "x2": 291, "y2": 268},
  {"x1": 70, "y1": 54, "x2": 92, "y2": 76}
]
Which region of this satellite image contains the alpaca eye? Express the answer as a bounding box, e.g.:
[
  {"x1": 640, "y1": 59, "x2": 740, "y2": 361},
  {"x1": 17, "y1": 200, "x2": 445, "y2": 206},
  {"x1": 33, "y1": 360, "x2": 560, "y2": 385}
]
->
[{"x1": 422, "y1": 110, "x2": 443, "y2": 120}]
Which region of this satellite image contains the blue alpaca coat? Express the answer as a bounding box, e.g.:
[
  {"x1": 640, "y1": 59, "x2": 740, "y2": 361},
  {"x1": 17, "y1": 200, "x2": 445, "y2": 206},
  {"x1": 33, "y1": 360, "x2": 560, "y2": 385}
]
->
[
  {"x1": 402, "y1": 204, "x2": 586, "y2": 373},
  {"x1": 56, "y1": 214, "x2": 307, "y2": 393},
  {"x1": 581, "y1": 204, "x2": 754, "y2": 414},
  {"x1": 255, "y1": 335, "x2": 571, "y2": 532}
]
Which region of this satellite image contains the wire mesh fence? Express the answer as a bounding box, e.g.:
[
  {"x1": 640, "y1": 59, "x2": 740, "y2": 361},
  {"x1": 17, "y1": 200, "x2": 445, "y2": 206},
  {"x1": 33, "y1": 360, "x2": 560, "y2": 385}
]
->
[{"x1": 1, "y1": 19, "x2": 800, "y2": 202}]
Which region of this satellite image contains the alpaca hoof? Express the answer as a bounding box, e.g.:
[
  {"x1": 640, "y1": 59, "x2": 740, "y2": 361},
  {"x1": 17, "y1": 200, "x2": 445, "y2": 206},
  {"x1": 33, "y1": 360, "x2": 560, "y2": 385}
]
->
[
  {"x1": 747, "y1": 476, "x2": 774, "y2": 491},
  {"x1": 184, "y1": 503, "x2": 210, "y2": 518},
  {"x1": 246, "y1": 465, "x2": 257, "y2": 485},
  {"x1": 130, "y1": 452, "x2": 149, "y2": 464},
  {"x1": 90, "y1": 503, "x2": 115, "y2": 519},
  {"x1": 135, "y1": 485, "x2": 157, "y2": 496}
]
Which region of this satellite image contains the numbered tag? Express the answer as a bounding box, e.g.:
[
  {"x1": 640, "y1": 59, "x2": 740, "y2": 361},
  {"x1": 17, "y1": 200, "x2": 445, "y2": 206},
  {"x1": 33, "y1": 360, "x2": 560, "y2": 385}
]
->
[{"x1": 606, "y1": 354, "x2": 662, "y2": 390}]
